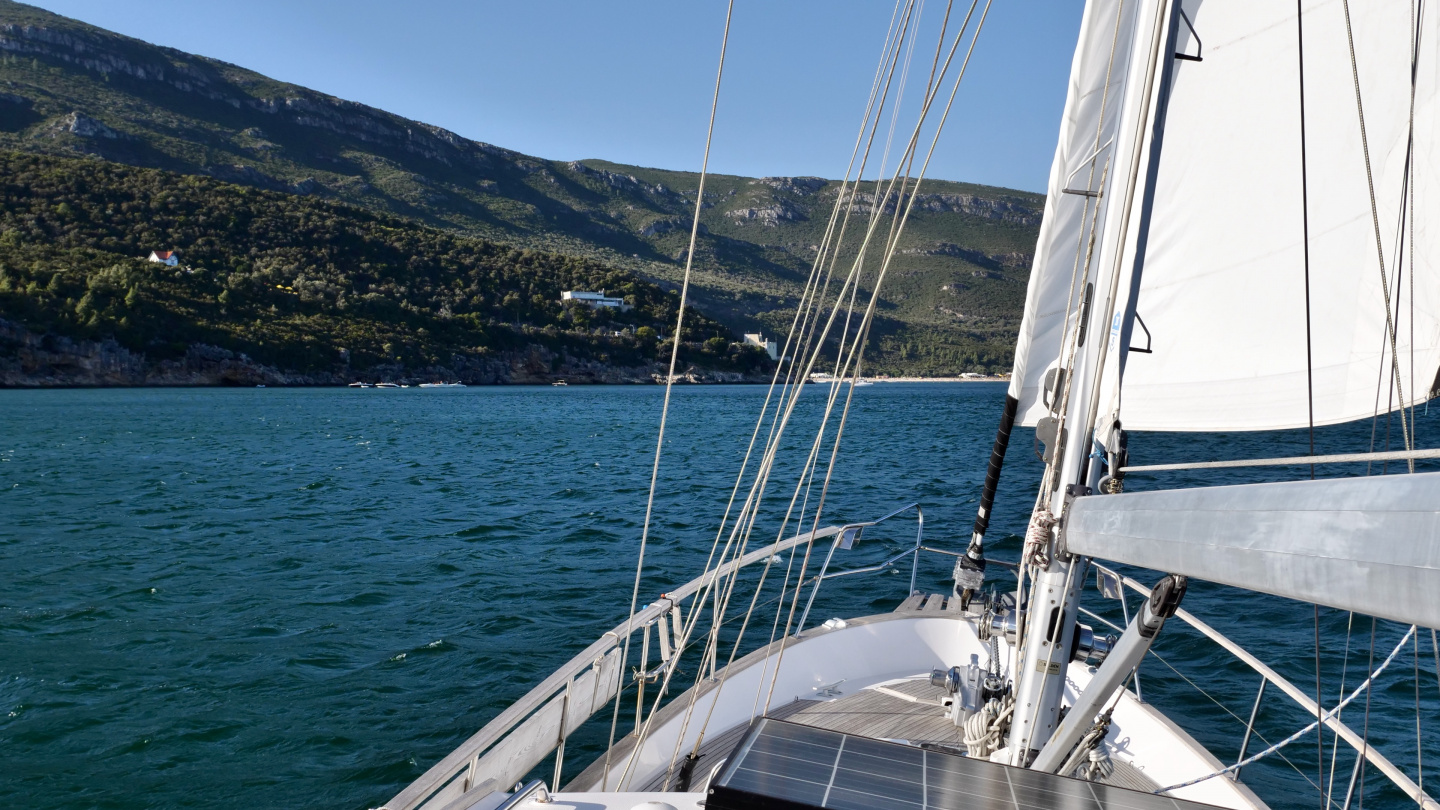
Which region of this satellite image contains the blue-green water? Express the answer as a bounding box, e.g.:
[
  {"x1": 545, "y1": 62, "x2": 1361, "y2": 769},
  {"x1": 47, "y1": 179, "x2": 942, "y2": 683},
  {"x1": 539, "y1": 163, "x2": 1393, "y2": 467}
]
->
[{"x1": 2, "y1": 384, "x2": 1435, "y2": 809}]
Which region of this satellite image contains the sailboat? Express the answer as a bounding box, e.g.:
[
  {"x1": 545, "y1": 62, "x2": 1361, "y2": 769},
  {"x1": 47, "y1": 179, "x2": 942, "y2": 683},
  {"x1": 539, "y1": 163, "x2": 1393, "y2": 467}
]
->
[{"x1": 379, "y1": 2, "x2": 1439, "y2": 810}]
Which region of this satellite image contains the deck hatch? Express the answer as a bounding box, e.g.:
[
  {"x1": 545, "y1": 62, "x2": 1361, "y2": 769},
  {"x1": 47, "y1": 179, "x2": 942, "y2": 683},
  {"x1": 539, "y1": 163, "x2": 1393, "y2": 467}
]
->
[{"x1": 708, "y1": 718, "x2": 1221, "y2": 810}]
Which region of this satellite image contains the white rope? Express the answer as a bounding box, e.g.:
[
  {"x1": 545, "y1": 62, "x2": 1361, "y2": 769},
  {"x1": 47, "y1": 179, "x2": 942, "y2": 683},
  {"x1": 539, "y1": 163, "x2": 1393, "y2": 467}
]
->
[
  {"x1": 604, "y1": 1, "x2": 733, "y2": 789},
  {"x1": 766, "y1": 0, "x2": 995, "y2": 715},
  {"x1": 1155, "y1": 625, "x2": 1417, "y2": 795},
  {"x1": 621, "y1": 2, "x2": 929, "y2": 783},
  {"x1": 1342, "y1": 0, "x2": 1415, "y2": 470}
]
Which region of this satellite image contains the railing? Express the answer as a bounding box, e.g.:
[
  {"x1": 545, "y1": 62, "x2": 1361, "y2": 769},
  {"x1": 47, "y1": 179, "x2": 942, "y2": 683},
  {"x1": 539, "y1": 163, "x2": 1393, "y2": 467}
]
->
[
  {"x1": 1090, "y1": 564, "x2": 1438, "y2": 810},
  {"x1": 796, "y1": 503, "x2": 924, "y2": 632},
  {"x1": 383, "y1": 524, "x2": 847, "y2": 810}
]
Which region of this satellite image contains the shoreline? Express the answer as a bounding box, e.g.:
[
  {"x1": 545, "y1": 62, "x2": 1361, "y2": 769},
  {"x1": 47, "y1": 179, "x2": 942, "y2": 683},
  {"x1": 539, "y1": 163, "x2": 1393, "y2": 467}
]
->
[{"x1": 867, "y1": 376, "x2": 1007, "y2": 383}]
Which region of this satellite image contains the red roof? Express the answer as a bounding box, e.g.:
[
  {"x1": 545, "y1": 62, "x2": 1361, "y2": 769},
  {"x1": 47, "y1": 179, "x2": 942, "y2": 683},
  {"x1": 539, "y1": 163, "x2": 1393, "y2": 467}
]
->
[{"x1": 152, "y1": 251, "x2": 174, "y2": 259}]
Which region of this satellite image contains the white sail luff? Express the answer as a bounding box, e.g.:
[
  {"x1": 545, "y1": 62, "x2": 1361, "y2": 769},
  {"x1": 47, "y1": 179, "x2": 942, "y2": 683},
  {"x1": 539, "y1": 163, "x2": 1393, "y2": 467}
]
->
[
  {"x1": 1006, "y1": 0, "x2": 1143, "y2": 426},
  {"x1": 1064, "y1": 473, "x2": 1440, "y2": 629}
]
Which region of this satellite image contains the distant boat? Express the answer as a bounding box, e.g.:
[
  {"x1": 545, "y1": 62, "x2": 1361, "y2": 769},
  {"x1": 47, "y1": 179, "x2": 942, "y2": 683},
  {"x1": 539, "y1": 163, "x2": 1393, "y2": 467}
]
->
[
  {"x1": 255, "y1": 384, "x2": 266, "y2": 388},
  {"x1": 375, "y1": 382, "x2": 400, "y2": 389},
  {"x1": 853, "y1": 379, "x2": 873, "y2": 387},
  {"x1": 347, "y1": 382, "x2": 372, "y2": 388},
  {"x1": 418, "y1": 382, "x2": 467, "y2": 388},
  {"x1": 552, "y1": 380, "x2": 568, "y2": 386}
]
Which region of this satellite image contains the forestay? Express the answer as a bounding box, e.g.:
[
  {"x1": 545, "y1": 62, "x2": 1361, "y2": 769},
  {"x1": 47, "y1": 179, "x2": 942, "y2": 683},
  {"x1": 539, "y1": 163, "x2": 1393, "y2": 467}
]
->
[
  {"x1": 1109, "y1": 0, "x2": 1440, "y2": 431},
  {"x1": 1008, "y1": 0, "x2": 1145, "y2": 426},
  {"x1": 1062, "y1": 472, "x2": 1440, "y2": 629}
]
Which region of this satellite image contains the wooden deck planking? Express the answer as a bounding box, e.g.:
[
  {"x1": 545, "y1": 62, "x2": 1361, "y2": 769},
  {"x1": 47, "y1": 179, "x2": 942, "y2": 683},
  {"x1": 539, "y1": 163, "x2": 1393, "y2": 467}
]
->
[{"x1": 897, "y1": 593, "x2": 926, "y2": 612}]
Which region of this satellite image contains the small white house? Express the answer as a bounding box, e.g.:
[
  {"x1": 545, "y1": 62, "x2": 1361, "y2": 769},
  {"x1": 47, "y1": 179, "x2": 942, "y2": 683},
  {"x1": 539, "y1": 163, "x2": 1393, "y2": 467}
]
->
[
  {"x1": 148, "y1": 250, "x2": 179, "y2": 267},
  {"x1": 744, "y1": 333, "x2": 779, "y2": 360},
  {"x1": 561, "y1": 290, "x2": 630, "y2": 311}
]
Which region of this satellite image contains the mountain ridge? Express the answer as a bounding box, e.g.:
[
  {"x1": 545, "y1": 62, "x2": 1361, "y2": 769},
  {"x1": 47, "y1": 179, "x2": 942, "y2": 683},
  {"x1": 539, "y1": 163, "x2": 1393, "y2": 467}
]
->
[{"x1": 0, "y1": 0, "x2": 1041, "y2": 375}]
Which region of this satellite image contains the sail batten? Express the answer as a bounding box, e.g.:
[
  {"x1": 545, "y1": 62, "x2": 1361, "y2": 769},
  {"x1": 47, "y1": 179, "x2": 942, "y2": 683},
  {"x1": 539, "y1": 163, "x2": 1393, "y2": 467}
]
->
[{"x1": 1063, "y1": 473, "x2": 1440, "y2": 629}]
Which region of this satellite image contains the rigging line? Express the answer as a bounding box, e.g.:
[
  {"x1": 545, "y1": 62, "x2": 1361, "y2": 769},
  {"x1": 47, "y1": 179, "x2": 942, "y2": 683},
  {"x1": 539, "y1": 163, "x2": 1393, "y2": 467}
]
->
[
  {"x1": 1357, "y1": 618, "x2": 1378, "y2": 810},
  {"x1": 1317, "y1": 604, "x2": 1327, "y2": 807},
  {"x1": 770, "y1": 0, "x2": 918, "y2": 427},
  {"x1": 1132, "y1": 640, "x2": 1321, "y2": 791},
  {"x1": 1119, "y1": 445, "x2": 1440, "y2": 472},
  {"x1": 1297, "y1": 0, "x2": 1316, "y2": 480},
  {"x1": 1071, "y1": 0, "x2": 1185, "y2": 511},
  {"x1": 1300, "y1": 1, "x2": 1321, "y2": 766},
  {"x1": 1407, "y1": 0, "x2": 1423, "y2": 453},
  {"x1": 1416, "y1": 630, "x2": 1424, "y2": 791},
  {"x1": 655, "y1": 303, "x2": 862, "y2": 783},
  {"x1": 685, "y1": 377, "x2": 848, "y2": 765},
  {"x1": 648, "y1": 37, "x2": 918, "y2": 763},
  {"x1": 676, "y1": 382, "x2": 842, "y2": 754},
  {"x1": 736, "y1": 8, "x2": 944, "y2": 670},
  {"x1": 1155, "y1": 623, "x2": 1417, "y2": 795},
  {"x1": 765, "y1": 0, "x2": 993, "y2": 715},
  {"x1": 1342, "y1": 0, "x2": 1415, "y2": 471},
  {"x1": 724, "y1": 0, "x2": 912, "y2": 490},
  {"x1": 1328, "y1": 612, "x2": 1358, "y2": 809},
  {"x1": 1046, "y1": 0, "x2": 1129, "y2": 469},
  {"x1": 605, "y1": 1, "x2": 733, "y2": 788},
  {"x1": 680, "y1": 2, "x2": 916, "y2": 699}
]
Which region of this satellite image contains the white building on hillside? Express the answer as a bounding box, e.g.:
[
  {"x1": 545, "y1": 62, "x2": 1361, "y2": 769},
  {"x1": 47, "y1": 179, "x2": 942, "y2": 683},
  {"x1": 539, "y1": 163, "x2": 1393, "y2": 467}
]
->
[
  {"x1": 561, "y1": 290, "x2": 630, "y2": 311},
  {"x1": 744, "y1": 333, "x2": 778, "y2": 360},
  {"x1": 148, "y1": 250, "x2": 179, "y2": 266}
]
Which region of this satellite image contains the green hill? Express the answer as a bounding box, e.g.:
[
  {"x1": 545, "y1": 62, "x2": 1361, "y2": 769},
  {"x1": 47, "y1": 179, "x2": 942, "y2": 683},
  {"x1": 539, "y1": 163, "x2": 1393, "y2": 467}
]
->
[
  {"x1": 0, "y1": 151, "x2": 768, "y2": 385},
  {"x1": 0, "y1": 0, "x2": 1041, "y2": 375}
]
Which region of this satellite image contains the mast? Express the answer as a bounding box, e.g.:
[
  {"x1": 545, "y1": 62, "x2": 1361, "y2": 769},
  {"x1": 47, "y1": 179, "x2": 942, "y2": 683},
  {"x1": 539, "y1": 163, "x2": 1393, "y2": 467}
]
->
[{"x1": 1005, "y1": 0, "x2": 1183, "y2": 766}]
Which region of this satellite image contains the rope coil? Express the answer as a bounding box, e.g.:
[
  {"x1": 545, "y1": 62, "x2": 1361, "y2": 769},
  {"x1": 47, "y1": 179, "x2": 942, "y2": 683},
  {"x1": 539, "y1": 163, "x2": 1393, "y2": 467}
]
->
[{"x1": 1024, "y1": 509, "x2": 1056, "y2": 568}]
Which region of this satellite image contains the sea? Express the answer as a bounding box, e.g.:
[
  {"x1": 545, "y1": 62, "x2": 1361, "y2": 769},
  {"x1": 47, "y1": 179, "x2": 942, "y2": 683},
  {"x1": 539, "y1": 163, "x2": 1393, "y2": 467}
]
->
[{"x1": 2, "y1": 383, "x2": 1435, "y2": 810}]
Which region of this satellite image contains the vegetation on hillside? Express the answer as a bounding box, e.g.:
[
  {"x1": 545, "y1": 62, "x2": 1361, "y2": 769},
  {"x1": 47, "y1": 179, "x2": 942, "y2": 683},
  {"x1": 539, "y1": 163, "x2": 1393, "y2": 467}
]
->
[
  {"x1": 0, "y1": 151, "x2": 769, "y2": 376},
  {"x1": 0, "y1": 0, "x2": 1043, "y2": 375}
]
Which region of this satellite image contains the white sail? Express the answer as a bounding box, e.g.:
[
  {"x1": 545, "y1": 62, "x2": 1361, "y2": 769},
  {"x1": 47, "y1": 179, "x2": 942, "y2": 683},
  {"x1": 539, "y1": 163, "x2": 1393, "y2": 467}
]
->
[
  {"x1": 1104, "y1": 0, "x2": 1440, "y2": 431},
  {"x1": 1007, "y1": 0, "x2": 1145, "y2": 426}
]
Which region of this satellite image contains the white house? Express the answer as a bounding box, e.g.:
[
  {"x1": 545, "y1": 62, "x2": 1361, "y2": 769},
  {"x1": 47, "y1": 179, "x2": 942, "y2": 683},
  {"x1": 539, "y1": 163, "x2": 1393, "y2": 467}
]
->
[
  {"x1": 744, "y1": 333, "x2": 779, "y2": 360},
  {"x1": 561, "y1": 290, "x2": 630, "y2": 311},
  {"x1": 148, "y1": 250, "x2": 179, "y2": 266}
]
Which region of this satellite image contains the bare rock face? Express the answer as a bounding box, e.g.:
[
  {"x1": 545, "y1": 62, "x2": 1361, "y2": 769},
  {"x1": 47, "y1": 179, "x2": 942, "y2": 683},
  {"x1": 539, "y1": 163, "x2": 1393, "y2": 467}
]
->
[
  {"x1": 58, "y1": 111, "x2": 119, "y2": 139},
  {"x1": 759, "y1": 176, "x2": 827, "y2": 195},
  {"x1": 724, "y1": 201, "x2": 805, "y2": 226}
]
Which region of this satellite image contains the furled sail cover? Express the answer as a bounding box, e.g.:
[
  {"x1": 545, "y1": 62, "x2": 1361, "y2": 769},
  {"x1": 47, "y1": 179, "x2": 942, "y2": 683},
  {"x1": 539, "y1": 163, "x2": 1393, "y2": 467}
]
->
[
  {"x1": 1008, "y1": 0, "x2": 1146, "y2": 426},
  {"x1": 1064, "y1": 473, "x2": 1440, "y2": 629},
  {"x1": 1117, "y1": 0, "x2": 1440, "y2": 431}
]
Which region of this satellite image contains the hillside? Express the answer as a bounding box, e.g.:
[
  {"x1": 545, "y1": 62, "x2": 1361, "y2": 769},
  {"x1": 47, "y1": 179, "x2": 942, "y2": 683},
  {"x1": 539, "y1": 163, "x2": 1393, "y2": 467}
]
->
[
  {"x1": 0, "y1": 1, "x2": 1041, "y2": 375},
  {"x1": 0, "y1": 151, "x2": 769, "y2": 386}
]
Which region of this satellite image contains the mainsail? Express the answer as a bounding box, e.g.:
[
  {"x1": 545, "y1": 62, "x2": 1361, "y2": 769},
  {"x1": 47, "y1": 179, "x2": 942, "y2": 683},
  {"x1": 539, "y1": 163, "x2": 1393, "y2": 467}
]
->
[{"x1": 1016, "y1": 0, "x2": 1440, "y2": 432}]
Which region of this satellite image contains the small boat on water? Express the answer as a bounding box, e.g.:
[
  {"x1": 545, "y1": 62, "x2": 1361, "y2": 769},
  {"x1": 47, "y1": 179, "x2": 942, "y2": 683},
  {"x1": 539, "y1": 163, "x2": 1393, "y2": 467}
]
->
[
  {"x1": 419, "y1": 382, "x2": 467, "y2": 388},
  {"x1": 552, "y1": 380, "x2": 568, "y2": 386},
  {"x1": 375, "y1": 382, "x2": 400, "y2": 389},
  {"x1": 347, "y1": 382, "x2": 372, "y2": 388}
]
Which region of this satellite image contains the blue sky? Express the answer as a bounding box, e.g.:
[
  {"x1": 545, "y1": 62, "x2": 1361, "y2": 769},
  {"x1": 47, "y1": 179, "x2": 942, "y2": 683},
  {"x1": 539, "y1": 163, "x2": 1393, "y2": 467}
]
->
[{"x1": 28, "y1": 1, "x2": 1083, "y2": 193}]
